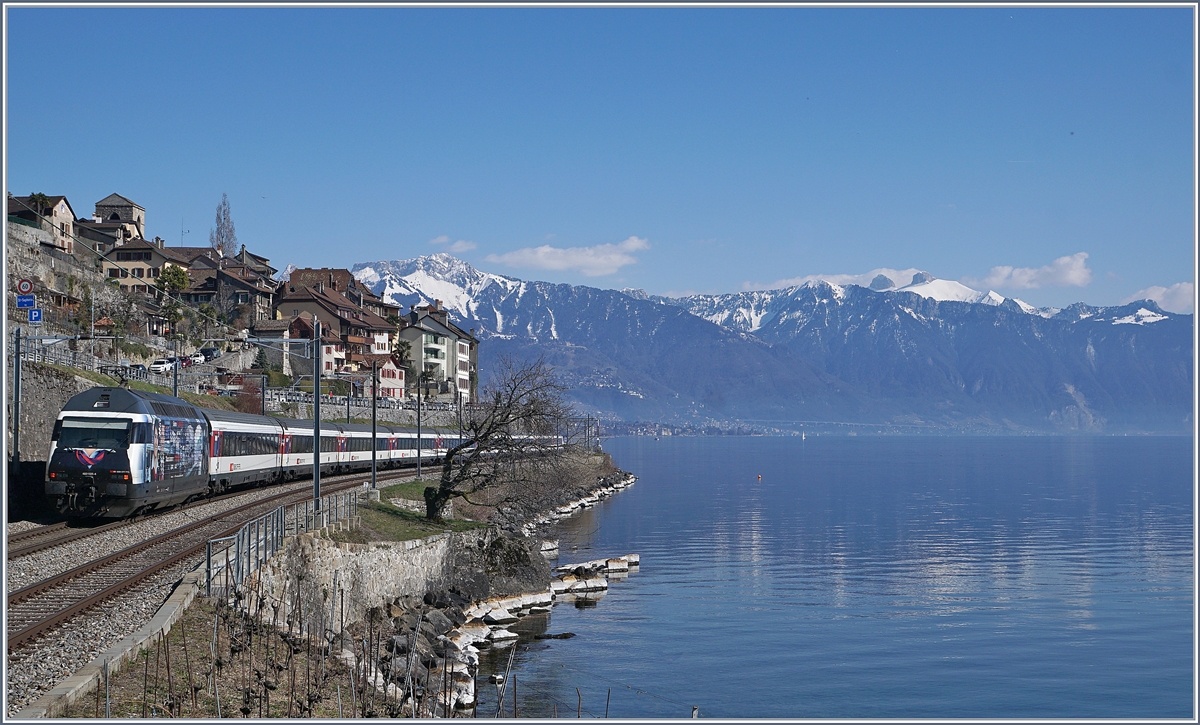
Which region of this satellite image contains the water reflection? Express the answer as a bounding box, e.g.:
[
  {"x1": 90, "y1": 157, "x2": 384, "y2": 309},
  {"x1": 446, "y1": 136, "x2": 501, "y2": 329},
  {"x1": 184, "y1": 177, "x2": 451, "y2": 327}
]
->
[{"x1": 476, "y1": 436, "x2": 1192, "y2": 718}]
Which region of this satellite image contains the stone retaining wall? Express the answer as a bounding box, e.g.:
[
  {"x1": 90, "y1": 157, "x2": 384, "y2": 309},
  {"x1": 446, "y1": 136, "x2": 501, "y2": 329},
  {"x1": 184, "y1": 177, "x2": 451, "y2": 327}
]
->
[
  {"x1": 5, "y1": 361, "x2": 97, "y2": 463},
  {"x1": 249, "y1": 529, "x2": 458, "y2": 635}
]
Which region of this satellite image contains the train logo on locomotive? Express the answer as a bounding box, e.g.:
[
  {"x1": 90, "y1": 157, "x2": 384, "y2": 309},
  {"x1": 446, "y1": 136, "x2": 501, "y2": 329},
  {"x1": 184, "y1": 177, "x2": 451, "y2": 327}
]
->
[{"x1": 74, "y1": 449, "x2": 107, "y2": 468}]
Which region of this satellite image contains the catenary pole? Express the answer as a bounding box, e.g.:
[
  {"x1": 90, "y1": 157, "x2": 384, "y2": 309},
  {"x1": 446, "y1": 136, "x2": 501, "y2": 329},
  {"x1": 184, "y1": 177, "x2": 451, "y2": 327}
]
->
[
  {"x1": 416, "y1": 377, "x2": 422, "y2": 479},
  {"x1": 173, "y1": 337, "x2": 179, "y2": 397},
  {"x1": 12, "y1": 327, "x2": 21, "y2": 467},
  {"x1": 313, "y1": 321, "x2": 322, "y2": 512},
  {"x1": 261, "y1": 374, "x2": 267, "y2": 417},
  {"x1": 90, "y1": 287, "x2": 96, "y2": 372},
  {"x1": 371, "y1": 360, "x2": 377, "y2": 490}
]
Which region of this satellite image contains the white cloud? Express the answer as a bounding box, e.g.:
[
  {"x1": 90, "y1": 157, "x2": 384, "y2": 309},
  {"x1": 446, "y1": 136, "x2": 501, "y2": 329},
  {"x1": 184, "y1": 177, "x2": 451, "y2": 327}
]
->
[
  {"x1": 485, "y1": 236, "x2": 649, "y2": 277},
  {"x1": 743, "y1": 267, "x2": 923, "y2": 292},
  {"x1": 1123, "y1": 282, "x2": 1194, "y2": 314},
  {"x1": 430, "y1": 235, "x2": 477, "y2": 253},
  {"x1": 970, "y1": 252, "x2": 1092, "y2": 290}
]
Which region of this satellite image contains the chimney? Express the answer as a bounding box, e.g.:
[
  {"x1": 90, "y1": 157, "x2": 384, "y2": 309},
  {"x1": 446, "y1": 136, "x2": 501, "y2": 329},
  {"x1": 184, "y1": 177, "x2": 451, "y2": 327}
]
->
[
  {"x1": 329, "y1": 272, "x2": 335, "y2": 290},
  {"x1": 316, "y1": 282, "x2": 323, "y2": 293}
]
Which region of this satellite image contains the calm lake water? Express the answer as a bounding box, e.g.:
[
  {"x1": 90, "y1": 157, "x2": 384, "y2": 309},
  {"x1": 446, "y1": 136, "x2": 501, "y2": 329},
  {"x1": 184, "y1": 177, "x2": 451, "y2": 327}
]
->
[{"x1": 475, "y1": 435, "x2": 1194, "y2": 719}]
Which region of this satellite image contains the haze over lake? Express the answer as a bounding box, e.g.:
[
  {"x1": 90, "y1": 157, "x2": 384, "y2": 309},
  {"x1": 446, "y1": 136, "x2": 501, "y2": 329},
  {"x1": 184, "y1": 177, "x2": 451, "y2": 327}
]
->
[{"x1": 477, "y1": 435, "x2": 1193, "y2": 718}]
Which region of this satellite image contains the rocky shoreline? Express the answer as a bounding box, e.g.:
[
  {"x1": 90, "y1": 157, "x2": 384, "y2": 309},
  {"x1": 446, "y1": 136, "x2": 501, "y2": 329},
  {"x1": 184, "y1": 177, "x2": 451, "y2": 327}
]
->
[
  {"x1": 345, "y1": 471, "x2": 642, "y2": 714},
  {"x1": 521, "y1": 471, "x2": 638, "y2": 539}
]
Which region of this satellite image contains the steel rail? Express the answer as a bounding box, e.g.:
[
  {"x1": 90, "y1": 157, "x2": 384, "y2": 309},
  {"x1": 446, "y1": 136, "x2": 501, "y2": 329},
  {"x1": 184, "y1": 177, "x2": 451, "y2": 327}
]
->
[{"x1": 6, "y1": 522, "x2": 71, "y2": 548}]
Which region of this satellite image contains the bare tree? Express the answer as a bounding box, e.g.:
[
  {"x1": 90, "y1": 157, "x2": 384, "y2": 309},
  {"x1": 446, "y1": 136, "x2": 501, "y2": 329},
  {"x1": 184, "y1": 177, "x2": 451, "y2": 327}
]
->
[
  {"x1": 423, "y1": 356, "x2": 571, "y2": 521},
  {"x1": 209, "y1": 193, "x2": 238, "y2": 257}
]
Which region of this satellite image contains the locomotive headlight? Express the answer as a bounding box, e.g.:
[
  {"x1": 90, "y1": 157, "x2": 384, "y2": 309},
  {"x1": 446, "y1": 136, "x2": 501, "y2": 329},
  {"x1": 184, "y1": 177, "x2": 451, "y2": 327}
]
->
[{"x1": 49, "y1": 472, "x2": 57, "y2": 479}]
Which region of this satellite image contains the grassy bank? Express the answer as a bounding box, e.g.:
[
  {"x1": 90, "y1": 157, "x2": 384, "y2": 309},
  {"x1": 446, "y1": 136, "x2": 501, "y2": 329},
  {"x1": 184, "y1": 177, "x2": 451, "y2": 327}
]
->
[{"x1": 41, "y1": 363, "x2": 239, "y2": 412}]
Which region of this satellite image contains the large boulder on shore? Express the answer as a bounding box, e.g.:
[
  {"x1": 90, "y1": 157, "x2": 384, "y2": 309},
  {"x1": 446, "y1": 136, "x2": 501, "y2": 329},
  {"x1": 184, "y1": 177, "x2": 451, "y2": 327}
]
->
[{"x1": 449, "y1": 528, "x2": 551, "y2": 599}]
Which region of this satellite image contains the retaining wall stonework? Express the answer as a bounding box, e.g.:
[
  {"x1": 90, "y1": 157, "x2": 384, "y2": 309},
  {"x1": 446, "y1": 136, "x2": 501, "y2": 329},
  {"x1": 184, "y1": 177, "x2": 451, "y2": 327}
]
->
[
  {"x1": 250, "y1": 530, "x2": 457, "y2": 635},
  {"x1": 246, "y1": 524, "x2": 547, "y2": 637},
  {"x1": 5, "y1": 361, "x2": 97, "y2": 463}
]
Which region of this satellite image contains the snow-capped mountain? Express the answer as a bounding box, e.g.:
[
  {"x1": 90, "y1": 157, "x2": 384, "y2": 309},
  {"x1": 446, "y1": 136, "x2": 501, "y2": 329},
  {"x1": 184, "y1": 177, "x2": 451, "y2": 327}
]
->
[
  {"x1": 352, "y1": 253, "x2": 523, "y2": 323},
  {"x1": 350, "y1": 255, "x2": 1191, "y2": 432},
  {"x1": 275, "y1": 263, "x2": 298, "y2": 283},
  {"x1": 353, "y1": 254, "x2": 858, "y2": 422},
  {"x1": 672, "y1": 271, "x2": 1053, "y2": 336}
]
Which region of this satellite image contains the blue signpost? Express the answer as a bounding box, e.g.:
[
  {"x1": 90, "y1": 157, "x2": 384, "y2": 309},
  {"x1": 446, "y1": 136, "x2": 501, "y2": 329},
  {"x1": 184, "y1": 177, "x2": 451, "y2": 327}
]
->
[
  {"x1": 15, "y1": 295, "x2": 34, "y2": 309},
  {"x1": 28, "y1": 309, "x2": 43, "y2": 326}
]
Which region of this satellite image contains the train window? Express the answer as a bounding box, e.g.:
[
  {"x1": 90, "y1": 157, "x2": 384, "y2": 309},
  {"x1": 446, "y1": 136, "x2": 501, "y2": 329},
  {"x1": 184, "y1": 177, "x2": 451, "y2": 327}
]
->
[
  {"x1": 320, "y1": 437, "x2": 339, "y2": 453},
  {"x1": 377, "y1": 438, "x2": 389, "y2": 451},
  {"x1": 57, "y1": 418, "x2": 131, "y2": 450},
  {"x1": 131, "y1": 423, "x2": 153, "y2": 444},
  {"x1": 291, "y1": 436, "x2": 313, "y2": 453},
  {"x1": 219, "y1": 432, "x2": 273, "y2": 457}
]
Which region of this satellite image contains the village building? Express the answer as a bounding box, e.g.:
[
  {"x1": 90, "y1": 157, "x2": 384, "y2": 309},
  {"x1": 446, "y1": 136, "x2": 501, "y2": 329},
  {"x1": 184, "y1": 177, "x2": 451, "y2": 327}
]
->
[
  {"x1": 284, "y1": 268, "x2": 400, "y2": 321},
  {"x1": 275, "y1": 284, "x2": 393, "y2": 378},
  {"x1": 395, "y1": 299, "x2": 477, "y2": 403},
  {"x1": 74, "y1": 193, "x2": 145, "y2": 254},
  {"x1": 184, "y1": 250, "x2": 279, "y2": 327},
  {"x1": 8, "y1": 194, "x2": 77, "y2": 253},
  {"x1": 99, "y1": 237, "x2": 176, "y2": 292}
]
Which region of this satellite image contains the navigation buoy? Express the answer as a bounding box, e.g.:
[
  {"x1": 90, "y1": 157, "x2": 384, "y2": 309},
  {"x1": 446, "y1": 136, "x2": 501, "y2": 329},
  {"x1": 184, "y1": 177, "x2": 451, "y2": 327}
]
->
[{"x1": 757, "y1": 474, "x2": 762, "y2": 481}]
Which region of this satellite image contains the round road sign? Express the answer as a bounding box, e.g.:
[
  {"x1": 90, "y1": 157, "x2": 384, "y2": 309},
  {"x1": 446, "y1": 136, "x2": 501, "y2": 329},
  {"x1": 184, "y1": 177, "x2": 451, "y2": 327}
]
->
[{"x1": 16, "y1": 279, "x2": 33, "y2": 295}]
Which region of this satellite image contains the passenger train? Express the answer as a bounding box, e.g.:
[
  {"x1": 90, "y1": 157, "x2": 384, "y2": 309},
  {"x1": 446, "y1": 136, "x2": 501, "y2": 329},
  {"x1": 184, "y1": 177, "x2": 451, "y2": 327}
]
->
[{"x1": 45, "y1": 387, "x2": 467, "y2": 518}]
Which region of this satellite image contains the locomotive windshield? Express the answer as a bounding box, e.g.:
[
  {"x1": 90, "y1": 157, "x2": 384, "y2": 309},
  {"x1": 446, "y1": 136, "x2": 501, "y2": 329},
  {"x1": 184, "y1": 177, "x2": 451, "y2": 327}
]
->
[
  {"x1": 54, "y1": 418, "x2": 129, "y2": 450},
  {"x1": 53, "y1": 418, "x2": 152, "y2": 450}
]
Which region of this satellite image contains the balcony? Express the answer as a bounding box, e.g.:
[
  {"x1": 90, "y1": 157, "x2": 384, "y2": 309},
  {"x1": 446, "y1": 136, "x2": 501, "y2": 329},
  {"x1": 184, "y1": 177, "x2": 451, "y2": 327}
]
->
[
  {"x1": 346, "y1": 335, "x2": 371, "y2": 345},
  {"x1": 423, "y1": 348, "x2": 445, "y2": 360}
]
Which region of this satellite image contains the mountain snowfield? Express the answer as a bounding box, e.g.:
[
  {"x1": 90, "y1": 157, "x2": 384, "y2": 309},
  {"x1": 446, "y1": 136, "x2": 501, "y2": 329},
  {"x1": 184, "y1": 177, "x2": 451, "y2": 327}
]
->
[{"x1": 350, "y1": 254, "x2": 1191, "y2": 432}]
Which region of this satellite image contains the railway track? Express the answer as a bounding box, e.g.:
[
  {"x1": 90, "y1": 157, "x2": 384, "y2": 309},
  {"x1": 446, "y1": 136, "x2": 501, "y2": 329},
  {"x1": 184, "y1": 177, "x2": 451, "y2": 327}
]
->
[
  {"x1": 6, "y1": 468, "x2": 420, "y2": 653},
  {"x1": 8, "y1": 519, "x2": 146, "y2": 560},
  {"x1": 6, "y1": 465, "x2": 419, "y2": 560},
  {"x1": 6, "y1": 522, "x2": 72, "y2": 549}
]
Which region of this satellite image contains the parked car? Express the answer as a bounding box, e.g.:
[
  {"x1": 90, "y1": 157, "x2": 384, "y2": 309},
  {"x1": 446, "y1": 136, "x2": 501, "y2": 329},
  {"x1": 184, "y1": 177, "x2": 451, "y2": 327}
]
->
[
  {"x1": 200, "y1": 347, "x2": 220, "y2": 361},
  {"x1": 129, "y1": 364, "x2": 147, "y2": 374},
  {"x1": 190, "y1": 352, "x2": 206, "y2": 365},
  {"x1": 180, "y1": 357, "x2": 193, "y2": 368},
  {"x1": 149, "y1": 359, "x2": 172, "y2": 374}
]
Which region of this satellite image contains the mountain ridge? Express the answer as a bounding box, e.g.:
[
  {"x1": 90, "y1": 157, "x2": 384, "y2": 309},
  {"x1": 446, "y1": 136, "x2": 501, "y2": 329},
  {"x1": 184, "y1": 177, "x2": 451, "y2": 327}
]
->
[{"x1": 350, "y1": 254, "x2": 1192, "y2": 432}]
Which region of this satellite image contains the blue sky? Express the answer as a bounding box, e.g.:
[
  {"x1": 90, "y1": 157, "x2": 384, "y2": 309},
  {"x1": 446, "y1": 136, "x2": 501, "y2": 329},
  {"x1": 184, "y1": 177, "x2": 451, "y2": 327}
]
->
[{"x1": 5, "y1": 6, "x2": 1195, "y2": 311}]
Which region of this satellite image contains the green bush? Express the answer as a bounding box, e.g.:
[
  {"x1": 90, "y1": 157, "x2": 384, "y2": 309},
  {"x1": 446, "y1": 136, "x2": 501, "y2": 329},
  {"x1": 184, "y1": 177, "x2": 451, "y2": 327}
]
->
[{"x1": 117, "y1": 341, "x2": 153, "y2": 360}]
